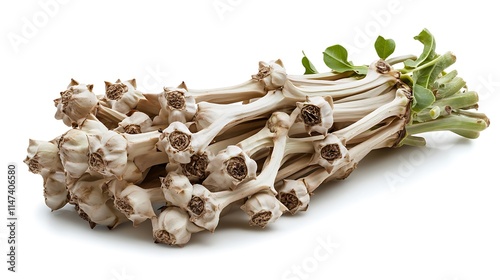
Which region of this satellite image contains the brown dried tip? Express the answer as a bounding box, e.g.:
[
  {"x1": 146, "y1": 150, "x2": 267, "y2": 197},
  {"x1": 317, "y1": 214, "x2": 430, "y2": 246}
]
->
[
  {"x1": 166, "y1": 90, "x2": 186, "y2": 110},
  {"x1": 128, "y1": 79, "x2": 137, "y2": 88},
  {"x1": 252, "y1": 65, "x2": 271, "y2": 81},
  {"x1": 114, "y1": 198, "x2": 134, "y2": 216},
  {"x1": 188, "y1": 196, "x2": 205, "y2": 216},
  {"x1": 124, "y1": 124, "x2": 141, "y2": 134},
  {"x1": 160, "y1": 176, "x2": 172, "y2": 189},
  {"x1": 154, "y1": 230, "x2": 176, "y2": 245},
  {"x1": 88, "y1": 151, "x2": 106, "y2": 173},
  {"x1": 375, "y1": 60, "x2": 391, "y2": 74},
  {"x1": 60, "y1": 88, "x2": 73, "y2": 106},
  {"x1": 24, "y1": 155, "x2": 41, "y2": 174},
  {"x1": 278, "y1": 190, "x2": 300, "y2": 212},
  {"x1": 226, "y1": 156, "x2": 247, "y2": 181},
  {"x1": 106, "y1": 83, "x2": 128, "y2": 100},
  {"x1": 169, "y1": 131, "x2": 191, "y2": 151},
  {"x1": 445, "y1": 105, "x2": 453, "y2": 114},
  {"x1": 301, "y1": 105, "x2": 322, "y2": 126},
  {"x1": 320, "y1": 144, "x2": 341, "y2": 161},
  {"x1": 181, "y1": 154, "x2": 209, "y2": 180},
  {"x1": 75, "y1": 204, "x2": 96, "y2": 229},
  {"x1": 69, "y1": 78, "x2": 79, "y2": 87},
  {"x1": 250, "y1": 211, "x2": 272, "y2": 228}
]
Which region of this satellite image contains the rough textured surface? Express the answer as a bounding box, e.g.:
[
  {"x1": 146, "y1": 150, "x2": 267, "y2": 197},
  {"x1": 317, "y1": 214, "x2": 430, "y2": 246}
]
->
[
  {"x1": 301, "y1": 105, "x2": 321, "y2": 126},
  {"x1": 154, "y1": 230, "x2": 176, "y2": 245},
  {"x1": 250, "y1": 211, "x2": 272, "y2": 228},
  {"x1": 278, "y1": 190, "x2": 300, "y2": 212},
  {"x1": 181, "y1": 154, "x2": 209, "y2": 179},
  {"x1": 166, "y1": 90, "x2": 186, "y2": 110},
  {"x1": 169, "y1": 131, "x2": 191, "y2": 151},
  {"x1": 188, "y1": 196, "x2": 205, "y2": 216},
  {"x1": 226, "y1": 156, "x2": 247, "y2": 181},
  {"x1": 106, "y1": 83, "x2": 128, "y2": 100},
  {"x1": 320, "y1": 144, "x2": 341, "y2": 161}
]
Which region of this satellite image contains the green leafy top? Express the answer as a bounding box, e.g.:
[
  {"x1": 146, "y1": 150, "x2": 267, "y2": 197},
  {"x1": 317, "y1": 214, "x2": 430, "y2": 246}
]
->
[
  {"x1": 300, "y1": 29, "x2": 455, "y2": 112},
  {"x1": 300, "y1": 28, "x2": 489, "y2": 144}
]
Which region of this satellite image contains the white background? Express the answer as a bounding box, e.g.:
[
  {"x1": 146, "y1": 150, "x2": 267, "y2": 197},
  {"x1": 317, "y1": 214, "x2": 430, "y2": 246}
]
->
[{"x1": 1, "y1": 1, "x2": 499, "y2": 280}]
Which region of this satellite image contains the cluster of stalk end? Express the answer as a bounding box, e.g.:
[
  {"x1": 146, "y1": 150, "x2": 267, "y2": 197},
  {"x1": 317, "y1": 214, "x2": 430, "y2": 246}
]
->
[{"x1": 24, "y1": 42, "x2": 489, "y2": 246}]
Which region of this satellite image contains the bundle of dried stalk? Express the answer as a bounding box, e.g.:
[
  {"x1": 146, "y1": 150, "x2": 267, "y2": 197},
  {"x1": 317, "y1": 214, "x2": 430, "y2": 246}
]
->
[{"x1": 24, "y1": 29, "x2": 489, "y2": 246}]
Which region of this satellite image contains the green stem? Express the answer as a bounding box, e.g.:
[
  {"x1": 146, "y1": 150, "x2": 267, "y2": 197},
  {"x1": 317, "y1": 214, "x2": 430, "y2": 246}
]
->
[
  {"x1": 400, "y1": 135, "x2": 426, "y2": 146},
  {"x1": 450, "y1": 130, "x2": 480, "y2": 139},
  {"x1": 454, "y1": 109, "x2": 490, "y2": 126},
  {"x1": 400, "y1": 74, "x2": 414, "y2": 86},
  {"x1": 399, "y1": 54, "x2": 442, "y2": 74},
  {"x1": 406, "y1": 113, "x2": 489, "y2": 138},
  {"x1": 433, "y1": 91, "x2": 478, "y2": 109},
  {"x1": 386, "y1": 54, "x2": 418, "y2": 66},
  {"x1": 434, "y1": 76, "x2": 465, "y2": 99},
  {"x1": 415, "y1": 91, "x2": 479, "y2": 122}
]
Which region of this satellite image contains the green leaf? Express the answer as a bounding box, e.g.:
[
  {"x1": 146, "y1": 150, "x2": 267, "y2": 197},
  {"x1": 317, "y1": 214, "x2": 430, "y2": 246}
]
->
[
  {"x1": 323, "y1": 45, "x2": 351, "y2": 72},
  {"x1": 323, "y1": 44, "x2": 368, "y2": 74},
  {"x1": 404, "y1": 29, "x2": 437, "y2": 68},
  {"x1": 374, "y1": 36, "x2": 396, "y2": 60},
  {"x1": 301, "y1": 51, "x2": 318, "y2": 74},
  {"x1": 412, "y1": 84, "x2": 435, "y2": 112},
  {"x1": 414, "y1": 51, "x2": 456, "y2": 89}
]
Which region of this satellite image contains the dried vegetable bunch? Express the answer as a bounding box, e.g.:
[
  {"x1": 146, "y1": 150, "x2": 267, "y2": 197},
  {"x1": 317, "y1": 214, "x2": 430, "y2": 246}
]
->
[{"x1": 25, "y1": 29, "x2": 489, "y2": 246}]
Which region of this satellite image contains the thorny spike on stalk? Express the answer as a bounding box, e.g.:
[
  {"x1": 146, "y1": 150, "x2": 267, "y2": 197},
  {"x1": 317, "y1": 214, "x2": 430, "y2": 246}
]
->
[{"x1": 24, "y1": 29, "x2": 490, "y2": 246}]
